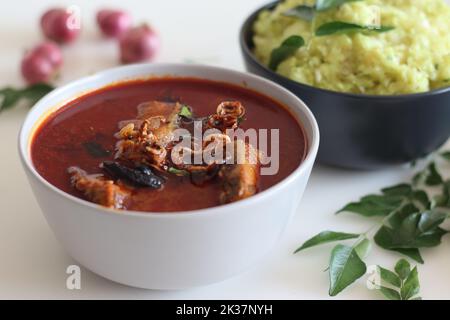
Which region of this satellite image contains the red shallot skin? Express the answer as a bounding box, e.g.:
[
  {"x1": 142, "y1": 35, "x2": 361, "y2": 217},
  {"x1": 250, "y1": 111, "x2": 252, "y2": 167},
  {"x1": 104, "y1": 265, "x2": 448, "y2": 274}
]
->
[
  {"x1": 21, "y1": 42, "x2": 62, "y2": 84},
  {"x1": 41, "y1": 8, "x2": 80, "y2": 43},
  {"x1": 97, "y1": 9, "x2": 132, "y2": 38},
  {"x1": 119, "y1": 25, "x2": 160, "y2": 64}
]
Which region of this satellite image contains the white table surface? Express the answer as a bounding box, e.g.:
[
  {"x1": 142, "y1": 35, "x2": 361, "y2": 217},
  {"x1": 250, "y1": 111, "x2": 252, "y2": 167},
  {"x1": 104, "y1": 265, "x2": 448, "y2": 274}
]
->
[{"x1": 0, "y1": 0, "x2": 449, "y2": 300}]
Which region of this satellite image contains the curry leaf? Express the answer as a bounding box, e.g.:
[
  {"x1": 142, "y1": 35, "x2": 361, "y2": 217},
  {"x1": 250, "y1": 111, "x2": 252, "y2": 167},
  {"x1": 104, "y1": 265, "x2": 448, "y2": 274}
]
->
[
  {"x1": 412, "y1": 190, "x2": 431, "y2": 210},
  {"x1": 376, "y1": 259, "x2": 421, "y2": 300},
  {"x1": 395, "y1": 259, "x2": 411, "y2": 280},
  {"x1": 316, "y1": 0, "x2": 363, "y2": 11},
  {"x1": 392, "y1": 248, "x2": 424, "y2": 264},
  {"x1": 375, "y1": 208, "x2": 448, "y2": 250},
  {"x1": 179, "y1": 105, "x2": 193, "y2": 118},
  {"x1": 381, "y1": 184, "x2": 412, "y2": 196},
  {"x1": 441, "y1": 151, "x2": 450, "y2": 162},
  {"x1": 82, "y1": 141, "x2": 110, "y2": 158},
  {"x1": 0, "y1": 83, "x2": 54, "y2": 112},
  {"x1": 379, "y1": 286, "x2": 401, "y2": 300},
  {"x1": 375, "y1": 222, "x2": 447, "y2": 249},
  {"x1": 316, "y1": 21, "x2": 394, "y2": 36},
  {"x1": 338, "y1": 194, "x2": 404, "y2": 217},
  {"x1": 283, "y1": 0, "x2": 363, "y2": 22},
  {"x1": 354, "y1": 237, "x2": 371, "y2": 259},
  {"x1": 294, "y1": 231, "x2": 360, "y2": 253},
  {"x1": 269, "y1": 35, "x2": 305, "y2": 71},
  {"x1": 400, "y1": 267, "x2": 420, "y2": 300},
  {"x1": 388, "y1": 204, "x2": 420, "y2": 229},
  {"x1": 378, "y1": 266, "x2": 401, "y2": 287},
  {"x1": 283, "y1": 5, "x2": 315, "y2": 22},
  {"x1": 417, "y1": 210, "x2": 448, "y2": 232},
  {"x1": 435, "y1": 181, "x2": 450, "y2": 208},
  {"x1": 328, "y1": 244, "x2": 367, "y2": 296},
  {"x1": 168, "y1": 167, "x2": 190, "y2": 176},
  {"x1": 425, "y1": 162, "x2": 444, "y2": 186}
]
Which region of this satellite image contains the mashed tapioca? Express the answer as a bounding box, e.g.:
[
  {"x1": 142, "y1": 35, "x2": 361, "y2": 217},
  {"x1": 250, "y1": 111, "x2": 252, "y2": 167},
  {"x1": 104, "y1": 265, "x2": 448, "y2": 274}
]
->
[{"x1": 253, "y1": 0, "x2": 450, "y2": 95}]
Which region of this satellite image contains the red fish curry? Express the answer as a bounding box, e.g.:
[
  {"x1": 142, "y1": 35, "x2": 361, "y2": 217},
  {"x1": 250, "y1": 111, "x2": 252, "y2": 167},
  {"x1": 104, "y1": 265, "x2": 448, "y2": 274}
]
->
[{"x1": 31, "y1": 77, "x2": 307, "y2": 212}]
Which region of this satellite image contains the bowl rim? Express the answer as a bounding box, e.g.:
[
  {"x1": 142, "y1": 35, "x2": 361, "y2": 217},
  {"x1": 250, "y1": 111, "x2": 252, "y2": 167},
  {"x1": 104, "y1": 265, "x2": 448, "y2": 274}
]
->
[
  {"x1": 240, "y1": 0, "x2": 450, "y2": 100},
  {"x1": 18, "y1": 62, "x2": 320, "y2": 219}
]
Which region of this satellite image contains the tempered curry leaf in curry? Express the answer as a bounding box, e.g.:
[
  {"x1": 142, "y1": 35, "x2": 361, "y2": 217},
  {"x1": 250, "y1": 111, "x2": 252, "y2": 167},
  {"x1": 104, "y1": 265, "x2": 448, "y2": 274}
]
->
[
  {"x1": 82, "y1": 141, "x2": 111, "y2": 158},
  {"x1": 0, "y1": 83, "x2": 54, "y2": 112},
  {"x1": 179, "y1": 105, "x2": 193, "y2": 118}
]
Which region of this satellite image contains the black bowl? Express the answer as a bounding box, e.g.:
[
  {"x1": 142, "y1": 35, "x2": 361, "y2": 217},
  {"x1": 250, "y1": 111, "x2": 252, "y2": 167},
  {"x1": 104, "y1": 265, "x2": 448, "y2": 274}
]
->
[{"x1": 240, "y1": 1, "x2": 450, "y2": 169}]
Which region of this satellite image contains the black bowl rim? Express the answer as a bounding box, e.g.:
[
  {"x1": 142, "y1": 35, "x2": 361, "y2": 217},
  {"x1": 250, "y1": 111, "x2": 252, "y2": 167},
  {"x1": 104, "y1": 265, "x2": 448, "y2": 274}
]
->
[{"x1": 240, "y1": 0, "x2": 450, "y2": 101}]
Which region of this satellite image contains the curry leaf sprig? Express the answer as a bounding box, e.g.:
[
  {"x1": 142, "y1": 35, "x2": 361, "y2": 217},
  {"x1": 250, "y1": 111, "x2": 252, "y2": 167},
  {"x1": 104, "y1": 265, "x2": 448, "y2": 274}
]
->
[
  {"x1": 373, "y1": 259, "x2": 421, "y2": 300},
  {"x1": 295, "y1": 150, "x2": 450, "y2": 298},
  {"x1": 0, "y1": 83, "x2": 54, "y2": 112},
  {"x1": 315, "y1": 21, "x2": 394, "y2": 36},
  {"x1": 269, "y1": 35, "x2": 305, "y2": 70},
  {"x1": 283, "y1": 0, "x2": 363, "y2": 22},
  {"x1": 271, "y1": 0, "x2": 394, "y2": 70}
]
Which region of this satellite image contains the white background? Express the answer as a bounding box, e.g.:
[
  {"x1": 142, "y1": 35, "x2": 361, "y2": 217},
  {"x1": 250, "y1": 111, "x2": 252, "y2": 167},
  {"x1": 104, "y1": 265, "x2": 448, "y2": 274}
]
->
[{"x1": 0, "y1": 0, "x2": 449, "y2": 299}]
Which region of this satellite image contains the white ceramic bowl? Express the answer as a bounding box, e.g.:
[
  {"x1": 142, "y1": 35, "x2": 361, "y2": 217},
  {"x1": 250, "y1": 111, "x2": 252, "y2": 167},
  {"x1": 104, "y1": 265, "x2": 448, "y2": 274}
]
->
[{"x1": 19, "y1": 63, "x2": 319, "y2": 289}]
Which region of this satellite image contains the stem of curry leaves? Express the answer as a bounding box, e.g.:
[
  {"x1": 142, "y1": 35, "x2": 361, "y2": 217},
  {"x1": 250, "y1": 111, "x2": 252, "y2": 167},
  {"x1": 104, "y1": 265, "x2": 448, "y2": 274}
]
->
[{"x1": 295, "y1": 148, "x2": 450, "y2": 298}]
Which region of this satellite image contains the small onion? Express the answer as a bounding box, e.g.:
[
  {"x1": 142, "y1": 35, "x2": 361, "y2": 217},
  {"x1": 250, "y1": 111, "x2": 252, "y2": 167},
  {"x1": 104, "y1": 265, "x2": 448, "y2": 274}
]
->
[
  {"x1": 97, "y1": 9, "x2": 132, "y2": 38},
  {"x1": 41, "y1": 8, "x2": 80, "y2": 43},
  {"x1": 119, "y1": 25, "x2": 160, "y2": 64},
  {"x1": 21, "y1": 42, "x2": 62, "y2": 84}
]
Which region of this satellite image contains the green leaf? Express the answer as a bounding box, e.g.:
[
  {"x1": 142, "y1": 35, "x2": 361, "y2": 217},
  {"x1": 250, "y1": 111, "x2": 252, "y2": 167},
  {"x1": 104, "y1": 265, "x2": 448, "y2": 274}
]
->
[
  {"x1": 21, "y1": 83, "x2": 54, "y2": 105},
  {"x1": 294, "y1": 231, "x2": 360, "y2": 253},
  {"x1": 168, "y1": 167, "x2": 190, "y2": 176},
  {"x1": 394, "y1": 259, "x2": 411, "y2": 280},
  {"x1": 328, "y1": 244, "x2": 367, "y2": 296},
  {"x1": 374, "y1": 209, "x2": 448, "y2": 250},
  {"x1": 441, "y1": 151, "x2": 450, "y2": 162},
  {"x1": 381, "y1": 184, "x2": 412, "y2": 196},
  {"x1": 392, "y1": 248, "x2": 424, "y2": 264},
  {"x1": 375, "y1": 224, "x2": 447, "y2": 249},
  {"x1": 400, "y1": 267, "x2": 420, "y2": 300},
  {"x1": 316, "y1": 0, "x2": 363, "y2": 11},
  {"x1": 412, "y1": 190, "x2": 431, "y2": 210},
  {"x1": 179, "y1": 105, "x2": 193, "y2": 118},
  {"x1": 425, "y1": 162, "x2": 443, "y2": 186},
  {"x1": 0, "y1": 83, "x2": 54, "y2": 112},
  {"x1": 434, "y1": 181, "x2": 450, "y2": 208},
  {"x1": 283, "y1": 5, "x2": 315, "y2": 21},
  {"x1": 378, "y1": 266, "x2": 401, "y2": 287},
  {"x1": 0, "y1": 88, "x2": 21, "y2": 110},
  {"x1": 268, "y1": 35, "x2": 305, "y2": 71},
  {"x1": 283, "y1": 0, "x2": 364, "y2": 22},
  {"x1": 354, "y1": 237, "x2": 371, "y2": 259},
  {"x1": 412, "y1": 171, "x2": 426, "y2": 186},
  {"x1": 378, "y1": 286, "x2": 401, "y2": 300},
  {"x1": 417, "y1": 210, "x2": 447, "y2": 233},
  {"x1": 316, "y1": 21, "x2": 394, "y2": 36},
  {"x1": 82, "y1": 141, "x2": 110, "y2": 158},
  {"x1": 388, "y1": 204, "x2": 420, "y2": 229},
  {"x1": 338, "y1": 194, "x2": 404, "y2": 217}
]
